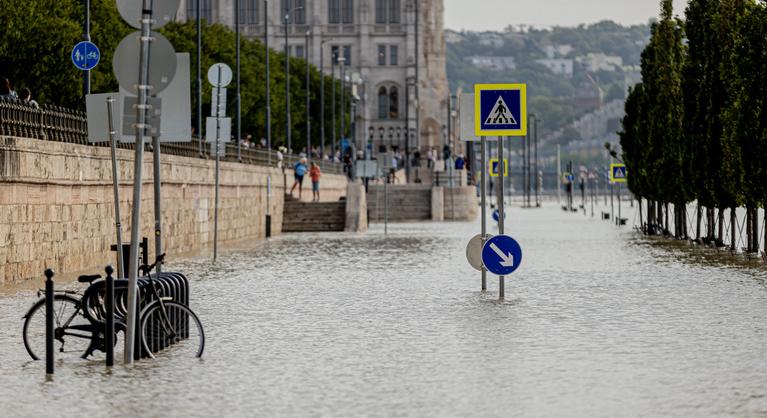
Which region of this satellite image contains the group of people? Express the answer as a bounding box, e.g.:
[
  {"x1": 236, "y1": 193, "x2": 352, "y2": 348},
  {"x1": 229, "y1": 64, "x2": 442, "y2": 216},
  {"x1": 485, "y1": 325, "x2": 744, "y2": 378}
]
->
[
  {"x1": 1, "y1": 78, "x2": 38, "y2": 108},
  {"x1": 289, "y1": 158, "x2": 323, "y2": 201}
]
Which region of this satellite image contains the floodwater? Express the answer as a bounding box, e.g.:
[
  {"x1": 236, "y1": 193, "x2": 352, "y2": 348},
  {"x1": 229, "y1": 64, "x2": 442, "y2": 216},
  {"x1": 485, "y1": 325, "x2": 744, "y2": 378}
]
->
[{"x1": 2, "y1": 200, "x2": 767, "y2": 417}]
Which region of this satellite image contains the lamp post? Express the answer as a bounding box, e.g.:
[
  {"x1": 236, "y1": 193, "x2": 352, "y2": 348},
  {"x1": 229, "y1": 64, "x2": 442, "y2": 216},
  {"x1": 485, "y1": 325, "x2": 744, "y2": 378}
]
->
[
  {"x1": 265, "y1": 0, "x2": 271, "y2": 165},
  {"x1": 368, "y1": 126, "x2": 375, "y2": 159},
  {"x1": 305, "y1": 30, "x2": 310, "y2": 160},
  {"x1": 396, "y1": 127, "x2": 402, "y2": 151},
  {"x1": 388, "y1": 127, "x2": 394, "y2": 151},
  {"x1": 378, "y1": 126, "x2": 385, "y2": 155},
  {"x1": 236, "y1": 0, "x2": 241, "y2": 161},
  {"x1": 338, "y1": 56, "x2": 347, "y2": 155},
  {"x1": 331, "y1": 49, "x2": 337, "y2": 161},
  {"x1": 284, "y1": 5, "x2": 304, "y2": 156},
  {"x1": 320, "y1": 38, "x2": 334, "y2": 160}
]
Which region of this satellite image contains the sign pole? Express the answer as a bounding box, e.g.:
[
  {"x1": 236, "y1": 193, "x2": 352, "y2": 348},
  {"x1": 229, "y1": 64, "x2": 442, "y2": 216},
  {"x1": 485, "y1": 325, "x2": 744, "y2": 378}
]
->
[
  {"x1": 480, "y1": 137, "x2": 487, "y2": 292},
  {"x1": 106, "y1": 97, "x2": 125, "y2": 279},
  {"x1": 152, "y1": 134, "x2": 163, "y2": 273},
  {"x1": 618, "y1": 182, "x2": 622, "y2": 225},
  {"x1": 497, "y1": 135, "x2": 505, "y2": 300},
  {"x1": 214, "y1": 65, "x2": 222, "y2": 261},
  {"x1": 125, "y1": 0, "x2": 154, "y2": 365}
]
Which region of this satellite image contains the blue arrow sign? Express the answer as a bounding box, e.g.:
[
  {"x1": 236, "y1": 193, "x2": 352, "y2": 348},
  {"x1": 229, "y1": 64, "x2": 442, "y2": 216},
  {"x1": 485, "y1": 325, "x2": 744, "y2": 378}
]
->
[
  {"x1": 71, "y1": 41, "x2": 100, "y2": 71},
  {"x1": 481, "y1": 235, "x2": 523, "y2": 275},
  {"x1": 474, "y1": 84, "x2": 527, "y2": 137},
  {"x1": 491, "y1": 209, "x2": 506, "y2": 223}
]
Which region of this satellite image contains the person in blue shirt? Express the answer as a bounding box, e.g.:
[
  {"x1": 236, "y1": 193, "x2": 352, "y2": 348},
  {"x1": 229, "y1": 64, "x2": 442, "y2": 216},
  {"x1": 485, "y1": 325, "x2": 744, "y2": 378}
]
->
[
  {"x1": 455, "y1": 154, "x2": 466, "y2": 170},
  {"x1": 290, "y1": 157, "x2": 308, "y2": 199}
]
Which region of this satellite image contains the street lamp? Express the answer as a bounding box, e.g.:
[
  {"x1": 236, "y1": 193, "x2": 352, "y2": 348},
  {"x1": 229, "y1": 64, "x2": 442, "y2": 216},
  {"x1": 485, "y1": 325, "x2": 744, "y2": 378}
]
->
[
  {"x1": 396, "y1": 127, "x2": 402, "y2": 151},
  {"x1": 368, "y1": 126, "x2": 375, "y2": 159},
  {"x1": 388, "y1": 127, "x2": 394, "y2": 149},
  {"x1": 338, "y1": 55, "x2": 347, "y2": 156},
  {"x1": 284, "y1": 5, "x2": 304, "y2": 155},
  {"x1": 320, "y1": 38, "x2": 334, "y2": 160},
  {"x1": 378, "y1": 126, "x2": 385, "y2": 151},
  {"x1": 305, "y1": 30, "x2": 310, "y2": 160}
]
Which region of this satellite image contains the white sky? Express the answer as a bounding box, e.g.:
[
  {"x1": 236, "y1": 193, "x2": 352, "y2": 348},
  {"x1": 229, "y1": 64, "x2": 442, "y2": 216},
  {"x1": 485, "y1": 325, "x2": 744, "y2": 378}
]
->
[{"x1": 444, "y1": 0, "x2": 689, "y2": 31}]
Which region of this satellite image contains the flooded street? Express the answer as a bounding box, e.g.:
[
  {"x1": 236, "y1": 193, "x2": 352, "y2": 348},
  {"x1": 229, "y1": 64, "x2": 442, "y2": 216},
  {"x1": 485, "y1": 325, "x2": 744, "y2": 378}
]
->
[{"x1": 2, "y1": 203, "x2": 767, "y2": 417}]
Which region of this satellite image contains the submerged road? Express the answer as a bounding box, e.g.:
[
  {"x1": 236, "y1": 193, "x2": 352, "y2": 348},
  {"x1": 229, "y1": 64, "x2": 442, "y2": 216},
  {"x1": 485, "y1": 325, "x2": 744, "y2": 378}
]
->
[{"x1": 1, "y1": 202, "x2": 766, "y2": 417}]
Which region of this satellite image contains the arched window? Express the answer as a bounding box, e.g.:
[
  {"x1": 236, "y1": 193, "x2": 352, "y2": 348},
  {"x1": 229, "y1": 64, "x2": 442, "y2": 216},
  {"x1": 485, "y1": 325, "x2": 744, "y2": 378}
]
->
[
  {"x1": 389, "y1": 0, "x2": 400, "y2": 24},
  {"x1": 378, "y1": 87, "x2": 389, "y2": 120},
  {"x1": 389, "y1": 86, "x2": 399, "y2": 119},
  {"x1": 375, "y1": 0, "x2": 387, "y2": 23},
  {"x1": 375, "y1": 0, "x2": 400, "y2": 24}
]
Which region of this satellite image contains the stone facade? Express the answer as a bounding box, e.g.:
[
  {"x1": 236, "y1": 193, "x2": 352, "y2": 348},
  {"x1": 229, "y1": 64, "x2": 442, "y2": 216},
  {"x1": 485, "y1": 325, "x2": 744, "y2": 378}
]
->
[
  {"x1": 0, "y1": 136, "x2": 349, "y2": 284},
  {"x1": 177, "y1": 0, "x2": 449, "y2": 154}
]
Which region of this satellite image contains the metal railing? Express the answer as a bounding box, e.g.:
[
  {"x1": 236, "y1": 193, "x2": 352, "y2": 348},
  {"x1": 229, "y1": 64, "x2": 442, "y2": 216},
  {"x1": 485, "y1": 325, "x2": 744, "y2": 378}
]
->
[{"x1": 0, "y1": 97, "x2": 344, "y2": 175}]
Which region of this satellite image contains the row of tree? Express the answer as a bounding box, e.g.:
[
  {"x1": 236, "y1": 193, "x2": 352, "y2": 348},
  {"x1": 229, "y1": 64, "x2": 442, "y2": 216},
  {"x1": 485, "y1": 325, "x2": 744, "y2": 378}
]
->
[
  {"x1": 619, "y1": 0, "x2": 767, "y2": 253},
  {"x1": 0, "y1": 0, "x2": 351, "y2": 150}
]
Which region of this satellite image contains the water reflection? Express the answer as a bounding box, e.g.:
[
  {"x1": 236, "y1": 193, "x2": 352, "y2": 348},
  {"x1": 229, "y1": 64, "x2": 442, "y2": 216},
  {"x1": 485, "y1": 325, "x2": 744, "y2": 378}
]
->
[{"x1": 1, "y1": 204, "x2": 767, "y2": 417}]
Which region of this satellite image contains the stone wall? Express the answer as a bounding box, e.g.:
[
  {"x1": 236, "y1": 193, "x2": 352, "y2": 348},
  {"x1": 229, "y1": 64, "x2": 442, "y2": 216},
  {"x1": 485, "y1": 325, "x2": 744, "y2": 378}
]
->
[{"x1": 0, "y1": 136, "x2": 348, "y2": 284}]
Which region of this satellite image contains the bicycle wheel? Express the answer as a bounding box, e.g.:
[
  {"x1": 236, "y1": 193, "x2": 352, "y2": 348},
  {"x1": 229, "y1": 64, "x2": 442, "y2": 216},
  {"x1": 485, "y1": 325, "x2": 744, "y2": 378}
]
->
[
  {"x1": 140, "y1": 300, "x2": 205, "y2": 359},
  {"x1": 22, "y1": 295, "x2": 93, "y2": 361}
]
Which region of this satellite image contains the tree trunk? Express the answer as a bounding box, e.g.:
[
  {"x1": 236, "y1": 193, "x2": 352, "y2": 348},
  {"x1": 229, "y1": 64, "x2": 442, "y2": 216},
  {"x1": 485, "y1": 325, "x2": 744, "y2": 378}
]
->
[
  {"x1": 746, "y1": 207, "x2": 753, "y2": 253},
  {"x1": 717, "y1": 208, "x2": 724, "y2": 246},
  {"x1": 696, "y1": 203, "x2": 702, "y2": 242},
  {"x1": 752, "y1": 207, "x2": 759, "y2": 254},
  {"x1": 638, "y1": 197, "x2": 644, "y2": 234},
  {"x1": 731, "y1": 207, "x2": 737, "y2": 252},
  {"x1": 664, "y1": 202, "x2": 670, "y2": 235}
]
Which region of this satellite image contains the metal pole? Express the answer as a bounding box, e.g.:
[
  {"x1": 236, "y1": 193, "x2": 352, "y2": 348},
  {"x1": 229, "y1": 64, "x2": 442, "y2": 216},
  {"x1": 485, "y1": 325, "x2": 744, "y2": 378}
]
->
[
  {"x1": 106, "y1": 97, "x2": 124, "y2": 279},
  {"x1": 618, "y1": 183, "x2": 622, "y2": 225},
  {"x1": 534, "y1": 116, "x2": 539, "y2": 207},
  {"x1": 305, "y1": 31, "x2": 310, "y2": 160},
  {"x1": 45, "y1": 269, "x2": 54, "y2": 375},
  {"x1": 105, "y1": 265, "x2": 115, "y2": 367},
  {"x1": 265, "y1": 0, "x2": 271, "y2": 166},
  {"x1": 125, "y1": 0, "x2": 154, "y2": 365},
  {"x1": 480, "y1": 137, "x2": 487, "y2": 292},
  {"x1": 339, "y1": 56, "x2": 346, "y2": 153},
  {"x1": 83, "y1": 0, "x2": 91, "y2": 97},
  {"x1": 556, "y1": 144, "x2": 561, "y2": 205},
  {"x1": 236, "y1": 0, "x2": 242, "y2": 161},
  {"x1": 214, "y1": 66, "x2": 222, "y2": 261},
  {"x1": 414, "y1": 0, "x2": 420, "y2": 151},
  {"x1": 497, "y1": 136, "x2": 505, "y2": 300},
  {"x1": 320, "y1": 40, "x2": 325, "y2": 159},
  {"x1": 285, "y1": 11, "x2": 291, "y2": 154},
  {"x1": 521, "y1": 126, "x2": 527, "y2": 206},
  {"x1": 197, "y1": 0, "x2": 203, "y2": 157},
  {"x1": 405, "y1": 83, "x2": 410, "y2": 183},
  {"x1": 152, "y1": 131, "x2": 162, "y2": 274},
  {"x1": 331, "y1": 55, "x2": 336, "y2": 160},
  {"x1": 384, "y1": 175, "x2": 388, "y2": 235},
  {"x1": 526, "y1": 116, "x2": 532, "y2": 208}
]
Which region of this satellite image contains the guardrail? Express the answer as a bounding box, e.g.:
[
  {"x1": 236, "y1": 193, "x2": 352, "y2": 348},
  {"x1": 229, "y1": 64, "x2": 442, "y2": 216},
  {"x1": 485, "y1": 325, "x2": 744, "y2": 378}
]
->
[{"x1": 0, "y1": 97, "x2": 344, "y2": 175}]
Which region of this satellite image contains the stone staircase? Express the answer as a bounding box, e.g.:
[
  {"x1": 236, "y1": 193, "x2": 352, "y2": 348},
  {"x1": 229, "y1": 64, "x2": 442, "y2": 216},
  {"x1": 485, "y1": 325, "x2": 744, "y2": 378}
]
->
[{"x1": 281, "y1": 194, "x2": 346, "y2": 233}]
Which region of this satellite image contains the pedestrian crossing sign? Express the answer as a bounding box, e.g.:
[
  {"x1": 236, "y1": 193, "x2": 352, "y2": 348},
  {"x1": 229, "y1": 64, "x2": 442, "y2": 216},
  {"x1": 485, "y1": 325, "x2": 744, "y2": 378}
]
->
[
  {"x1": 610, "y1": 164, "x2": 627, "y2": 183},
  {"x1": 489, "y1": 158, "x2": 508, "y2": 177},
  {"x1": 474, "y1": 84, "x2": 527, "y2": 137}
]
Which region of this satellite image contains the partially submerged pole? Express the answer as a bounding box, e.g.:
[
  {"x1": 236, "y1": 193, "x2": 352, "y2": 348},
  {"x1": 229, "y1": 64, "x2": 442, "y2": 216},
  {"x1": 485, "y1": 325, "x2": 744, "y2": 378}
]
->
[
  {"x1": 497, "y1": 135, "x2": 505, "y2": 300},
  {"x1": 106, "y1": 97, "x2": 124, "y2": 278}
]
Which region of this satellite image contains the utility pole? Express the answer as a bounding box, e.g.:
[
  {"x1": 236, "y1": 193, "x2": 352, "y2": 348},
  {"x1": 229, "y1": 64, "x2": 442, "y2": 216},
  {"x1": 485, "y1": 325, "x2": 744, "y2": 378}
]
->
[
  {"x1": 265, "y1": 0, "x2": 271, "y2": 165},
  {"x1": 305, "y1": 30, "x2": 311, "y2": 160},
  {"x1": 284, "y1": 8, "x2": 291, "y2": 154},
  {"x1": 236, "y1": 0, "x2": 241, "y2": 161},
  {"x1": 534, "y1": 116, "x2": 540, "y2": 207},
  {"x1": 83, "y1": 0, "x2": 91, "y2": 97},
  {"x1": 197, "y1": 0, "x2": 203, "y2": 157},
  {"x1": 339, "y1": 55, "x2": 346, "y2": 154},
  {"x1": 331, "y1": 51, "x2": 336, "y2": 160}
]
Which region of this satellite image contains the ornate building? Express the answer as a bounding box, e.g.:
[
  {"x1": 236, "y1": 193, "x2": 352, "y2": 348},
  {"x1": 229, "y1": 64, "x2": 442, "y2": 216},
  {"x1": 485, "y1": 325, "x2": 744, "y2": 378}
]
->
[{"x1": 178, "y1": 0, "x2": 449, "y2": 154}]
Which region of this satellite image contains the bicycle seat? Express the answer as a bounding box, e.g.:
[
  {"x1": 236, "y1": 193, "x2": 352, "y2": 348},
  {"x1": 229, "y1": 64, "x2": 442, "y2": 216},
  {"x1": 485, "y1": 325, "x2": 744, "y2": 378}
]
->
[{"x1": 77, "y1": 274, "x2": 101, "y2": 283}]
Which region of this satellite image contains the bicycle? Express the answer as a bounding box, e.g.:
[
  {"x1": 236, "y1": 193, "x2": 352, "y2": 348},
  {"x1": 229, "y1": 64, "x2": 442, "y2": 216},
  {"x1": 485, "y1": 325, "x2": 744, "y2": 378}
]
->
[{"x1": 22, "y1": 254, "x2": 205, "y2": 361}]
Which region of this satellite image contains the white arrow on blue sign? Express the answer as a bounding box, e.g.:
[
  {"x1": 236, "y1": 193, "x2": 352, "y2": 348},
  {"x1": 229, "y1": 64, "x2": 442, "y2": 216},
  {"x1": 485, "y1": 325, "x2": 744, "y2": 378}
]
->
[
  {"x1": 481, "y1": 235, "x2": 522, "y2": 276},
  {"x1": 71, "y1": 41, "x2": 100, "y2": 71}
]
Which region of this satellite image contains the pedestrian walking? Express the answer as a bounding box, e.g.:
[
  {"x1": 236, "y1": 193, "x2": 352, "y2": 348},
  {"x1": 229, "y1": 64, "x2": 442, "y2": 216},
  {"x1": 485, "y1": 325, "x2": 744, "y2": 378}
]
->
[
  {"x1": 426, "y1": 149, "x2": 434, "y2": 168},
  {"x1": 310, "y1": 162, "x2": 322, "y2": 202},
  {"x1": 290, "y1": 157, "x2": 308, "y2": 199}
]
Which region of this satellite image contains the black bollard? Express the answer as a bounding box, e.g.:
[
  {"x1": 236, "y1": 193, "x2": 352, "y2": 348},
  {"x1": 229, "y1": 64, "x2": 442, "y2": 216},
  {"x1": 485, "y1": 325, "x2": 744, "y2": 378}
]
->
[
  {"x1": 265, "y1": 214, "x2": 272, "y2": 238},
  {"x1": 44, "y1": 269, "x2": 54, "y2": 375},
  {"x1": 105, "y1": 265, "x2": 115, "y2": 367}
]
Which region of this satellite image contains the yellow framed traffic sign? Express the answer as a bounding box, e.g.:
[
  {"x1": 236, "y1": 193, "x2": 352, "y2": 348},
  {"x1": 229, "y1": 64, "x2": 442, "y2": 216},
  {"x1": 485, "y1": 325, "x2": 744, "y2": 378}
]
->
[
  {"x1": 610, "y1": 163, "x2": 627, "y2": 183},
  {"x1": 488, "y1": 158, "x2": 508, "y2": 177},
  {"x1": 474, "y1": 84, "x2": 527, "y2": 137}
]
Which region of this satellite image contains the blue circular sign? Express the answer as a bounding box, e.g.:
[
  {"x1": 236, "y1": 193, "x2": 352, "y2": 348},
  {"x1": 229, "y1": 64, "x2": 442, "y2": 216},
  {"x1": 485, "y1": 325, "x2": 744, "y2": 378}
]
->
[
  {"x1": 492, "y1": 209, "x2": 506, "y2": 223},
  {"x1": 71, "y1": 41, "x2": 100, "y2": 71},
  {"x1": 481, "y1": 235, "x2": 523, "y2": 276}
]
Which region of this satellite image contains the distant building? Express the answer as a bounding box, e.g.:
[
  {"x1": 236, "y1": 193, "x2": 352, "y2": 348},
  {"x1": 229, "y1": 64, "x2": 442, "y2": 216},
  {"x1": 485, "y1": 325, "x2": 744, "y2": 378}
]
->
[
  {"x1": 445, "y1": 30, "x2": 465, "y2": 44},
  {"x1": 464, "y1": 56, "x2": 516, "y2": 71},
  {"x1": 542, "y1": 44, "x2": 573, "y2": 59},
  {"x1": 623, "y1": 66, "x2": 642, "y2": 90},
  {"x1": 535, "y1": 59, "x2": 573, "y2": 77},
  {"x1": 575, "y1": 53, "x2": 623, "y2": 72},
  {"x1": 477, "y1": 32, "x2": 505, "y2": 47},
  {"x1": 573, "y1": 79, "x2": 604, "y2": 112},
  {"x1": 177, "y1": 0, "x2": 449, "y2": 153}
]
